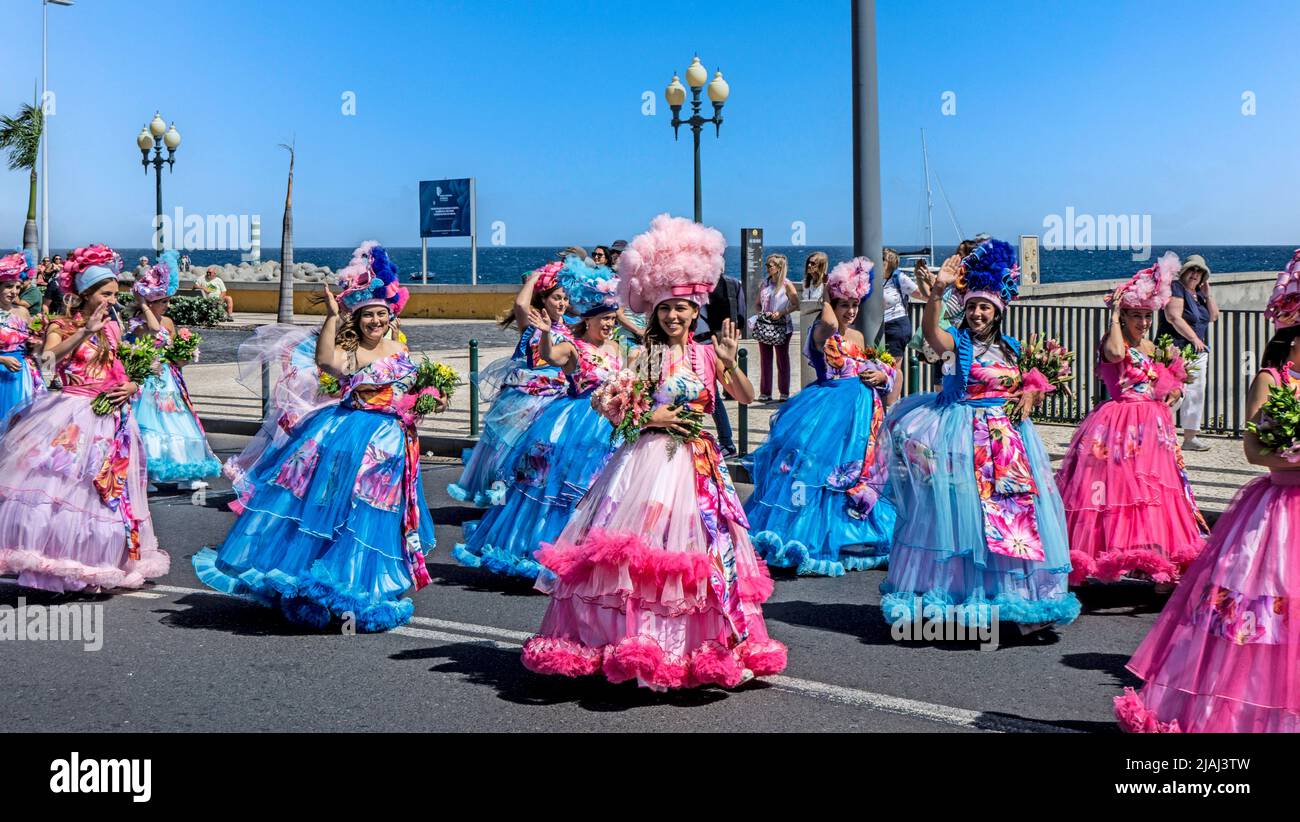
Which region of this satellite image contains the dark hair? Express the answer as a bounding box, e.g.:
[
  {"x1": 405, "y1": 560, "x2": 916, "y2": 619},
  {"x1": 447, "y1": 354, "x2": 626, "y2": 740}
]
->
[
  {"x1": 959, "y1": 307, "x2": 1011, "y2": 360},
  {"x1": 1260, "y1": 325, "x2": 1300, "y2": 371},
  {"x1": 499, "y1": 282, "x2": 563, "y2": 329}
]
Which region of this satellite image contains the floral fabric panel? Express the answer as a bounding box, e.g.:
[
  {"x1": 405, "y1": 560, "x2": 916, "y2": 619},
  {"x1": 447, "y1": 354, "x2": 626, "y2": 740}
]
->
[
  {"x1": 971, "y1": 407, "x2": 1044, "y2": 561},
  {"x1": 1191, "y1": 584, "x2": 1287, "y2": 646}
]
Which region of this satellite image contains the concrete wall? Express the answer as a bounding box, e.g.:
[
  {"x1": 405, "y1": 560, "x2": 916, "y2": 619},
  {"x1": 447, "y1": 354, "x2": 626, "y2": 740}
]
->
[
  {"x1": 209, "y1": 280, "x2": 517, "y2": 320},
  {"x1": 1017, "y1": 271, "x2": 1277, "y2": 311}
]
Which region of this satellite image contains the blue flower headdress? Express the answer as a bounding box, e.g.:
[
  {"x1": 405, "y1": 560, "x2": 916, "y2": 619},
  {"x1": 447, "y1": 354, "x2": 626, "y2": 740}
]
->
[
  {"x1": 336, "y1": 241, "x2": 409, "y2": 315},
  {"x1": 955, "y1": 239, "x2": 1020, "y2": 310}
]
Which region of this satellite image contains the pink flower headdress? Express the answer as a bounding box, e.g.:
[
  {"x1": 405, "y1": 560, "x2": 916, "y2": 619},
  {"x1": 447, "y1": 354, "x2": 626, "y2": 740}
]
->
[
  {"x1": 1265, "y1": 249, "x2": 1300, "y2": 329},
  {"x1": 826, "y1": 257, "x2": 874, "y2": 302},
  {"x1": 615, "y1": 214, "x2": 725, "y2": 314},
  {"x1": 1106, "y1": 251, "x2": 1178, "y2": 311}
]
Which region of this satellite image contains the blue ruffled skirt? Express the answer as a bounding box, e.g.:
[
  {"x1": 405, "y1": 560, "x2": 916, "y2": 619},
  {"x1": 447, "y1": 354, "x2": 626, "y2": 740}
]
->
[
  {"x1": 0, "y1": 349, "x2": 40, "y2": 438},
  {"x1": 745, "y1": 378, "x2": 896, "y2": 576},
  {"x1": 878, "y1": 392, "x2": 1080, "y2": 626},
  {"x1": 193, "y1": 403, "x2": 436, "y2": 632},
  {"x1": 449, "y1": 385, "x2": 560, "y2": 507},
  {"x1": 132, "y1": 365, "x2": 221, "y2": 483},
  {"x1": 453, "y1": 393, "x2": 615, "y2": 578}
]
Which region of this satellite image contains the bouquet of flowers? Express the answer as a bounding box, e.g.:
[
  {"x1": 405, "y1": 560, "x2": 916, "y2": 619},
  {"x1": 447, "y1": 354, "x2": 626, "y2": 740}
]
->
[
  {"x1": 862, "y1": 346, "x2": 895, "y2": 368},
  {"x1": 1017, "y1": 334, "x2": 1075, "y2": 396},
  {"x1": 318, "y1": 373, "x2": 341, "y2": 396},
  {"x1": 1245, "y1": 372, "x2": 1300, "y2": 463},
  {"x1": 1153, "y1": 333, "x2": 1198, "y2": 382},
  {"x1": 92, "y1": 336, "x2": 161, "y2": 415},
  {"x1": 592, "y1": 368, "x2": 705, "y2": 451},
  {"x1": 411, "y1": 356, "x2": 458, "y2": 416},
  {"x1": 26, "y1": 313, "x2": 47, "y2": 339},
  {"x1": 163, "y1": 327, "x2": 200, "y2": 365}
]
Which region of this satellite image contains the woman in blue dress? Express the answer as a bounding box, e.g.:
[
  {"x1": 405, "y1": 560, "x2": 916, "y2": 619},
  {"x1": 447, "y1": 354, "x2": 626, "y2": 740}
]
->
[
  {"x1": 127, "y1": 251, "x2": 221, "y2": 485},
  {"x1": 448, "y1": 261, "x2": 572, "y2": 506},
  {"x1": 878, "y1": 240, "x2": 1079, "y2": 631},
  {"x1": 746, "y1": 257, "x2": 898, "y2": 576},
  {"x1": 0, "y1": 252, "x2": 45, "y2": 436},
  {"x1": 194, "y1": 242, "x2": 445, "y2": 632},
  {"x1": 453, "y1": 257, "x2": 627, "y2": 578}
]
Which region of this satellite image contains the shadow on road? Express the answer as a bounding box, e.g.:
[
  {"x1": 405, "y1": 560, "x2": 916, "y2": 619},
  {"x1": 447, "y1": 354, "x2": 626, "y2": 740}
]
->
[
  {"x1": 0, "y1": 583, "x2": 113, "y2": 607},
  {"x1": 389, "y1": 641, "x2": 737, "y2": 712},
  {"x1": 154, "y1": 591, "x2": 342, "y2": 637},
  {"x1": 1074, "y1": 583, "x2": 1171, "y2": 617},
  {"x1": 1060, "y1": 651, "x2": 1142, "y2": 689}
]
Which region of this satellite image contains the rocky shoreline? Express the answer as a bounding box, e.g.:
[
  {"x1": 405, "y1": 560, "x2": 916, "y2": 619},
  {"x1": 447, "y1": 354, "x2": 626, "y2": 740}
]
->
[{"x1": 182, "y1": 260, "x2": 336, "y2": 283}]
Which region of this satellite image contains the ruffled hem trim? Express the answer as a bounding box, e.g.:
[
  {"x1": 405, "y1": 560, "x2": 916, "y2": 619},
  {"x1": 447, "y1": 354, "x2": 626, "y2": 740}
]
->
[
  {"x1": 521, "y1": 634, "x2": 787, "y2": 691},
  {"x1": 751, "y1": 529, "x2": 888, "y2": 577},
  {"x1": 192, "y1": 547, "x2": 413, "y2": 632},
  {"x1": 0, "y1": 546, "x2": 169, "y2": 592},
  {"x1": 451, "y1": 542, "x2": 541, "y2": 580},
  {"x1": 145, "y1": 456, "x2": 222, "y2": 483},
  {"x1": 537, "y1": 528, "x2": 775, "y2": 603},
  {"x1": 880, "y1": 587, "x2": 1081, "y2": 627},
  {"x1": 1113, "y1": 688, "x2": 1183, "y2": 733},
  {"x1": 1084, "y1": 543, "x2": 1201, "y2": 586},
  {"x1": 447, "y1": 482, "x2": 506, "y2": 508}
]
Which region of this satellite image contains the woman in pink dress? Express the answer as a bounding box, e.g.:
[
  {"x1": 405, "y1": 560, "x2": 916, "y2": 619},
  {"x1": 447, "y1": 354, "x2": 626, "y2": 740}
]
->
[
  {"x1": 1115, "y1": 251, "x2": 1300, "y2": 732},
  {"x1": 522, "y1": 214, "x2": 787, "y2": 690},
  {"x1": 0, "y1": 245, "x2": 167, "y2": 592},
  {"x1": 1057, "y1": 253, "x2": 1208, "y2": 587}
]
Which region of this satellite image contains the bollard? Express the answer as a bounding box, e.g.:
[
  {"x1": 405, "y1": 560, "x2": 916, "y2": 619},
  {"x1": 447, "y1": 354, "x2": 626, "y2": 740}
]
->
[
  {"x1": 907, "y1": 350, "x2": 919, "y2": 396},
  {"x1": 738, "y1": 348, "x2": 749, "y2": 457},
  {"x1": 469, "y1": 339, "x2": 480, "y2": 437},
  {"x1": 260, "y1": 361, "x2": 271, "y2": 420}
]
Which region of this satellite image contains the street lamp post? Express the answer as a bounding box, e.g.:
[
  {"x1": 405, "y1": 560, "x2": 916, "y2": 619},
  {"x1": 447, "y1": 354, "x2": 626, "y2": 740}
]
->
[
  {"x1": 40, "y1": 0, "x2": 75, "y2": 259},
  {"x1": 137, "y1": 112, "x2": 181, "y2": 254},
  {"x1": 665, "y1": 56, "x2": 729, "y2": 224}
]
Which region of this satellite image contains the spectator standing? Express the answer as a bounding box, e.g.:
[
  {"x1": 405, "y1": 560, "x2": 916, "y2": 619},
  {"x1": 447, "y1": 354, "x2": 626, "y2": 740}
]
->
[
  {"x1": 1158, "y1": 254, "x2": 1218, "y2": 451},
  {"x1": 880, "y1": 248, "x2": 919, "y2": 359},
  {"x1": 751, "y1": 252, "x2": 798, "y2": 401}
]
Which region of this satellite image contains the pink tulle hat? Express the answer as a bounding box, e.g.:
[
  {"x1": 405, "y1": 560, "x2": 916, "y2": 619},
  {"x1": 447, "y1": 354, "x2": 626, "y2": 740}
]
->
[
  {"x1": 827, "y1": 257, "x2": 874, "y2": 302},
  {"x1": 1266, "y1": 249, "x2": 1300, "y2": 329},
  {"x1": 1107, "y1": 251, "x2": 1178, "y2": 310},
  {"x1": 0, "y1": 252, "x2": 29, "y2": 283},
  {"x1": 615, "y1": 214, "x2": 725, "y2": 314}
]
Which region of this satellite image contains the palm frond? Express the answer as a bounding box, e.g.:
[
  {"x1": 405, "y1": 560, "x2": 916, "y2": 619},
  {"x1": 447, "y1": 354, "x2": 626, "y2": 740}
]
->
[{"x1": 0, "y1": 103, "x2": 43, "y2": 172}]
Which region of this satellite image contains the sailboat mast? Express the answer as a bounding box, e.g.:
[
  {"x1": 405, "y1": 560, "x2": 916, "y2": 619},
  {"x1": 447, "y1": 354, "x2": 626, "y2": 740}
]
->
[{"x1": 922, "y1": 128, "x2": 934, "y2": 267}]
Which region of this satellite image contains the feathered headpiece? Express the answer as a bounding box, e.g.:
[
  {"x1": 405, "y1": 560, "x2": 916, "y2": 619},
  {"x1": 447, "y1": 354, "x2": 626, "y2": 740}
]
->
[
  {"x1": 1266, "y1": 249, "x2": 1300, "y2": 330},
  {"x1": 0, "y1": 252, "x2": 31, "y2": 283},
  {"x1": 558, "y1": 257, "x2": 619, "y2": 317},
  {"x1": 335, "y1": 241, "x2": 409, "y2": 316},
  {"x1": 59, "y1": 244, "x2": 123, "y2": 295},
  {"x1": 616, "y1": 213, "x2": 725, "y2": 314},
  {"x1": 827, "y1": 256, "x2": 874, "y2": 302},
  {"x1": 955, "y1": 239, "x2": 1020, "y2": 311},
  {"x1": 1105, "y1": 251, "x2": 1178, "y2": 311},
  {"x1": 531, "y1": 260, "x2": 564, "y2": 293},
  {"x1": 133, "y1": 249, "x2": 181, "y2": 302}
]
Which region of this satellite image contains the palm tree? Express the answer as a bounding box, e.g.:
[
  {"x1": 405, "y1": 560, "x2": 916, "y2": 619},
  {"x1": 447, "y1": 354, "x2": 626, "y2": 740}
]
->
[
  {"x1": 277, "y1": 140, "x2": 294, "y2": 323},
  {"x1": 0, "y1": 102, "x2": 43, "y2": 253}
]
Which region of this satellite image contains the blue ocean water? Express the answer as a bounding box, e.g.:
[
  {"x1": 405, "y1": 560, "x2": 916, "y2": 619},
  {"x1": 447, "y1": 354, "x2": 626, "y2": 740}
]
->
[{"x1": 109, "y1": 244, "x2": 1296, "y2": 286}]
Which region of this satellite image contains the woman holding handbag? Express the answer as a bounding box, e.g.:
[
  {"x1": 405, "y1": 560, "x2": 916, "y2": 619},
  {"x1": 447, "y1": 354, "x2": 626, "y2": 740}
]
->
[{"x1": 750, "y1": 253, "x2": 798, "y2": 402}]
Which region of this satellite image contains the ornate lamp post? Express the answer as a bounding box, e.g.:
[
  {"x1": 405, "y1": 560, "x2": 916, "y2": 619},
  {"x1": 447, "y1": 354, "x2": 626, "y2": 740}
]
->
[
  {"x1": 137, "y1": 112, "x2": 180, "y2": 253},
  {"x1": 665, "y1": 56, "x2": 729, "y2": 223}
]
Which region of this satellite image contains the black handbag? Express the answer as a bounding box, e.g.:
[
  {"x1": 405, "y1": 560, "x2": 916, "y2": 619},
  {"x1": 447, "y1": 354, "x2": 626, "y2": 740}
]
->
[{"x1": 752, "y1": 315, "x2": 789, "y2": 346}]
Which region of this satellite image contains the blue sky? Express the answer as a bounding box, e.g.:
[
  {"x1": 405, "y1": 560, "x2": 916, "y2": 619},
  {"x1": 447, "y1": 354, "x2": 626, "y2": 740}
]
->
[{"x1": 1, "y1": 0, "x2": 1296, "y2": 251}]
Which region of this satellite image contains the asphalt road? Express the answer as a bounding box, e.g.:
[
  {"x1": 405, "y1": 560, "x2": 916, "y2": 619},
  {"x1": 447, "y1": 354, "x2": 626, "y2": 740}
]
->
[{"x1": 0, "y1": 433, "x2": 1159, "y2": 733}]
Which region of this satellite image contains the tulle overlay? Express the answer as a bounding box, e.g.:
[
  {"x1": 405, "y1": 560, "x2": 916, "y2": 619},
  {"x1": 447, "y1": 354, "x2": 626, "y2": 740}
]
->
[
  {"x1": 522, "y1": 343, "x2": 786, "y2": 689},
  {"x1": 195, "y1": 352, "x2": 436, "y2": 631},
  {"x1": 1057, "y1": 347, "x2": 1207, "y2": 585},
  {"x1": 449, "y1": 326, "x2": 570, "y2": 507},
  {"x1": 454, "y1": 342, "x2": 622, "y2": 578},
  {"x1": 1116, "y1": 471, "x2": 1300, "y2": 732},
  {"x1": 0, "y1": 391, "x2": 166, "y2": 592},
  {"x1": 878, "y1": 329, "x2": 1080, "y2": 627},
  {"x1": 132, "y1": 362, "x2": 221, "y2": 483},
  {"x1": 219, "y1": 325, "x2": 340, "y2": 511},
  {"x1": 747, "y1": 378, "x2": 895, "y2": 576}
]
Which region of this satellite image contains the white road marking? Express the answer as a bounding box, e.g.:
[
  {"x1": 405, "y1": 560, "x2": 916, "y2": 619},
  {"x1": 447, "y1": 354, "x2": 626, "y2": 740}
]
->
[{"x1": 0, "y1": 577, "x2": 1079, "y2": 732}]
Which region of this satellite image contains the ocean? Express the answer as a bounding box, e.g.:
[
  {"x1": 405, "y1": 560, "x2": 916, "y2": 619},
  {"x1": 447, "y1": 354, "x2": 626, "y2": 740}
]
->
[{"x1": 105, "y1": 245, "x2": 1297, "y2": 286}]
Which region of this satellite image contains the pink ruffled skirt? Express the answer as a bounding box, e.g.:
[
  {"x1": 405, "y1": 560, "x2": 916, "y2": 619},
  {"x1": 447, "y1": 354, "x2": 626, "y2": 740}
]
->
[
  {"x1": 1115, "y1": 471, "x2": 1300, "y2": 732},
  {"x1": 522, "y1": 432, "x2": 787, "y2": 691},
  {"x1": 1056, "y1": 398, "x2": 1207, "y2": 585},
  {"x1": 0, "y1": 391, "x2": 167, "y2": 592}
]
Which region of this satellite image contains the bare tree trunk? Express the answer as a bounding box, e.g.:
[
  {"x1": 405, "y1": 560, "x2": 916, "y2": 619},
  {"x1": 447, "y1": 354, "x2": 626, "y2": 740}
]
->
[
  {"x1": 22, "y1": 152, "x2": 37, "y2": 253},
  {"x1": 277, "y1": 142, "x2": 295, "y2": 324}
]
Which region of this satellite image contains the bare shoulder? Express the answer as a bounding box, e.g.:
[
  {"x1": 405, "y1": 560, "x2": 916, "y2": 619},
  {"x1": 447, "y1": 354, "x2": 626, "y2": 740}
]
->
[{"x1": 842, "y1": 327, "x2": 866, "y2": 346}]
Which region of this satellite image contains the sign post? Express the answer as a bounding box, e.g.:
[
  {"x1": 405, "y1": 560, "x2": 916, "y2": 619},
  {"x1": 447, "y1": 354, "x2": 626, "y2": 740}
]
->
[
  {"x1": 740, "y1": 227, "x2": 763, "y2": 338},
  {"x1": 419, "y1": 177, "x2": 476, "y2": 284}
]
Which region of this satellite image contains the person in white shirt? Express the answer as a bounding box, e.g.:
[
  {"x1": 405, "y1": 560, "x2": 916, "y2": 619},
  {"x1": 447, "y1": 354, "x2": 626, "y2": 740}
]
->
[
  {"x1": 801, "y1": 251, "x2": 827, "y2": 302},
  {"x1": 195, "y1": 266, "x2": 234, "y2": 318},
  {"x1": 880, "y1": 248, "x2": 918, "y2": 358}
]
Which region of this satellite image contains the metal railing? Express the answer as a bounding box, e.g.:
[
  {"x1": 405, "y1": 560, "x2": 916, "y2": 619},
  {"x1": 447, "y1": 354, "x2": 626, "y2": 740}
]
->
[{"x1": 898, "y1": 303, "x2": 1274, "y2": 436}]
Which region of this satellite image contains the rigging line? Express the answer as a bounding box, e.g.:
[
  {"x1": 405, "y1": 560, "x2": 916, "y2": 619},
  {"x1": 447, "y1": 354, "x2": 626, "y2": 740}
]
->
[{"x1": 932, "y1": 168, "x2": 964, "y2": 243}]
